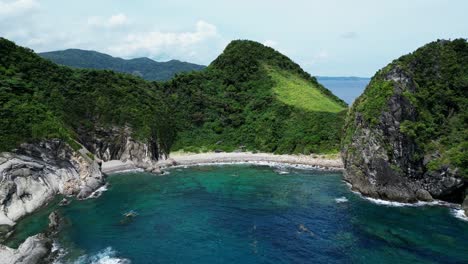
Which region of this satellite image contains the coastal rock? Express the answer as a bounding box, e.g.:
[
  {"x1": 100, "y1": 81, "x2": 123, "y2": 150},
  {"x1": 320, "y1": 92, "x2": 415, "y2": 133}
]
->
[
  {"x1": 47, "y1": 211, "x2": 61, "y2": 234},
  {"x1": 342, "y1": 40, "x2": 467, "y2": 205},
  {"x1": 78, "y1": 126, "x2": 165, "y2": 172},
  {"x1": 58, "y1": 198, "x2": 70, "y2": 207},
  {"x1": 463, "y1": 194, "x2": 468, "y2": 217},
  {"x1": 0, "y1": 140, "x2": 104, "y2": 226},
  {"x1": 0, "y1": 233, "x2": 52, "y2": 264},
  {"x1": 0, "y1": 210, "x2": 66, "y2": 263}
]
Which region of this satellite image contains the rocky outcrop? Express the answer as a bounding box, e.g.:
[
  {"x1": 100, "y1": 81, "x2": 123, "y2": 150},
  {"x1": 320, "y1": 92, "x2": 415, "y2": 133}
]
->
[
  {"x1": 0, "y1": 211, "x2": 64, "y2": 264},
  {"x1": 463, "y1": 194, "x2": 468, "y2": 217},
  {"x1": 342, "y1": 40, "x2": 467, "y2": 207},
  {"x1": 0, "y1": 140, "x2": 104, "y2": 226},
  {"x1": 343, "y1": 67, "x2": 438, "y2": 202},
  {"x1": 79, "y1": 126, "x2": 164, "y2": 173},
  {"x1": 0, "y1": 233, "x2": 52, "y2": 264}
]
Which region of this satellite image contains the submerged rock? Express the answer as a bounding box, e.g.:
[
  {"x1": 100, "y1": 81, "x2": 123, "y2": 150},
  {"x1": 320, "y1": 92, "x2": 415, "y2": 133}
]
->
[
  {"x1": 47, "y1": 211, "x2": 61, "y2": 234},
  {"x1": 58, "y1": 198, "x2": 70, "y2": 207}
]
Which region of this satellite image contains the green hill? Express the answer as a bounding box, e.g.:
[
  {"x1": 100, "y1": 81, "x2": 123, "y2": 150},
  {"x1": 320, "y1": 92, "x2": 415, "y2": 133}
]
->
[
  {"x1": 39, "y1": 49, "x2": 205, "y2": 81},
  {"x1": 0, "y1": 38, "x2": 175, "y2": 154},
  {"x1": 1, "y1": 38, "x2": 347, "y2": 156},
  {"x1": 163, "y1": 40, "x2": 347, "y2": 154}
]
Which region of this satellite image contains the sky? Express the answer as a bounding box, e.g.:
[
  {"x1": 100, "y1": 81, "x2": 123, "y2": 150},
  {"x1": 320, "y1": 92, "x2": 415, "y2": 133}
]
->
[{"x1": 1, "y1": 0, "x2": 467, "y2": 77}]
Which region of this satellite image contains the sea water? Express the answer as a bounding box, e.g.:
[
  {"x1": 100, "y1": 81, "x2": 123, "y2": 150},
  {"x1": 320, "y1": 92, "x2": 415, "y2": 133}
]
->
[{"x1": 7, "y1": 165, "x2": 468, "y2": 263}]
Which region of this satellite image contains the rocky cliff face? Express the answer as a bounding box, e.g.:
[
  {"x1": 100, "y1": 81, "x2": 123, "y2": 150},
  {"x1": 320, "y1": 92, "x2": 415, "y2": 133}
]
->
[
  {"x1": 0, "y1": 140, "x2": 104, "y2": 226},
  {"x1": 79, "y1": 126, "x2": 165, "y2": 173},
  {"x1": 342, "y1": 39, "x2": 467, "y2": 206}
]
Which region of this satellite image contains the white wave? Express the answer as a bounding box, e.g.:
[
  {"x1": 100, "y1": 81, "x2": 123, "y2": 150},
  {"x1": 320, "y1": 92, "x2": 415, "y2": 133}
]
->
[
  {"x1": 346, "y1": 184, "x2": 452, "y2": 208},
  {"x1": 51, "y1": 241, "x2": 68, "y2": 264},
  {"x1": 169, "y1": 160, "x2": 341, "y2": 172},
  {"x1": 451, "y1": 208, "x2": 468, "y2": 222},
  {"x1": 86, "y1": 184, "x2": 109, "y2": 199},
  {"x1": 73, "y1": 247, "x2": 131, "y2": 264},
  {"x1": 347, "y1": 184, "x2": 468, "y2": 222},
  {"x1": 335, "y1": 197, "x2": 348, "y2": 203},
  {"x1": 363, "y1": 196, "x2": 447, "y2": 207}
]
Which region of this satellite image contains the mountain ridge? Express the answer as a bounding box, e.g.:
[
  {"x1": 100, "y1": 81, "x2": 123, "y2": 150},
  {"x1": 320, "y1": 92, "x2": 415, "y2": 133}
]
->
[{"x1": 39, "y1": 48, "x2": 206, "y2": 81}]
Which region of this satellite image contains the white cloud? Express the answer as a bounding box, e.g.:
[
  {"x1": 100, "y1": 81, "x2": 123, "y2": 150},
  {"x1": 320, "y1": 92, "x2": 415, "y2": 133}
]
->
[
  {"x1": 88, "y1": 13, "x2": 129, "y2": 28},
  {"x1": 108, "y1": 20, "x2": 219, "y2": 58},
  {"x1": 0, "y1": 0, "x2": 38, "y2": 17}
]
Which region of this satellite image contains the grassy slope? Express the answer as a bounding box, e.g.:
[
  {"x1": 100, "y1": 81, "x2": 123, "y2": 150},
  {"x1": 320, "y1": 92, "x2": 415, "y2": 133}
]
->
[{"x1": 266, "y1": 65, "x2": 345, "y2": 113}]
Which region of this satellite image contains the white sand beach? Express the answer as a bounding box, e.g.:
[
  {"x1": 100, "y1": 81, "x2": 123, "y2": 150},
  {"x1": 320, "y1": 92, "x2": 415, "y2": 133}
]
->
[{"x1": 101, "y1": 152, "x2": 343, "y2": 174}]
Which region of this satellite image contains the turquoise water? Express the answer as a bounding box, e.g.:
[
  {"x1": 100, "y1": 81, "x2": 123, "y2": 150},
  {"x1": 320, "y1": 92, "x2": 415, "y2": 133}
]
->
[{"x1": 9, "y1": 165, "x2": 468, "y2": 263}]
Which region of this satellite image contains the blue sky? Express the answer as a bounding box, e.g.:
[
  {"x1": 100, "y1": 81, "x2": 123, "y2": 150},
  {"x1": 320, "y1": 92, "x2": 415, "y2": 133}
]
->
[{"x1": 1, "y1": 0, "x2": 467, "y2": 76}]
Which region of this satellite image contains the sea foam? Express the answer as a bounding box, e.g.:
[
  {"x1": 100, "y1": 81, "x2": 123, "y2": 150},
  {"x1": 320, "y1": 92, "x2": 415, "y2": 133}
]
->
[
  {"x1": 74, "y1": 247, "x2": 130, "y2": 264},
  {"x1": 335, "y1": 197, "x2": 349, "y2": 203},
  {"x1": 451, "y1": 209, "x2": 468, "y2": 222},
  {"x1": 86, "y1": 184, "x2": 109, "y2": 199},
  {"x1": 170, "y1": 160, "x2": 339, "y2": 172}
]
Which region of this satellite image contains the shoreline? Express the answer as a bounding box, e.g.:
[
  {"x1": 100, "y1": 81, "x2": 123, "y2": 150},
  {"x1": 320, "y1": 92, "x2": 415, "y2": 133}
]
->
[{"x1": 101, "y1": 152, "x2": 344, "y2": 174}]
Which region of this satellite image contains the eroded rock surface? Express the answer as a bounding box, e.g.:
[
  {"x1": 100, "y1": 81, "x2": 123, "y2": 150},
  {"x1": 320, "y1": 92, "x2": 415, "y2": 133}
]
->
[
  {"x1": 0, "y1": 140, "x2": 104, "y2": 226},
  {"x1": 79, "y1": 126, "x2": 165, "y2": 173}
]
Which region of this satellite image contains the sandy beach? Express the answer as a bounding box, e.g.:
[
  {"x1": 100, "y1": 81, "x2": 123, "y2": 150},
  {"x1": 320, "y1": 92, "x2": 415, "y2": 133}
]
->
[{"x1": 102, "y1": 152, "x2": 344, "y2": 174}]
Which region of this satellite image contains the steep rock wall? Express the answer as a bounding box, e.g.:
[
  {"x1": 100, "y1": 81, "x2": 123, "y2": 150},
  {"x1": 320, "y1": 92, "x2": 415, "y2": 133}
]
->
[{"x1": 342, "y1": 40, "x2": 467, "y2": 205}]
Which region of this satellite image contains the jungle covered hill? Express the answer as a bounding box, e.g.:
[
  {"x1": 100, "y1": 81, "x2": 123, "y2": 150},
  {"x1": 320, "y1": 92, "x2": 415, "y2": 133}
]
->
[
  {"x1": 0, "y1": 37, "x2": 176, "y2": 156},
  {"x1": 1, "y1": 38, "x2": 347, "y2": 156},
  {"x1": 161, "y1": 40, "x2": 348, "y2": 154}
]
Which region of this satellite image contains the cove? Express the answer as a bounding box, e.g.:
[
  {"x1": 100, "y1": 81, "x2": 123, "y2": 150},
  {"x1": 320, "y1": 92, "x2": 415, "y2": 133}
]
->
[{"x1": 8, "y1": 165, "x2": 468, "y2": 263}]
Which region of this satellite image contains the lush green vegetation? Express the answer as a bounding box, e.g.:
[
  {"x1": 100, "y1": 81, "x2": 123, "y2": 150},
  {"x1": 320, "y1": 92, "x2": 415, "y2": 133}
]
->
[
  {"x1": 344, "y1": 39, "x2": 468, "y2": 177},
  {"x1": 163, "y1": 40, "x2": 347, "y2": 154},
  {"x1": 0, "y1": 38, "x2": 176, "y2": 154},
  {"x1": 1, "y1": 38, "x2": 348, "y2": 156},
  {"x1": 39, "y1": 49, "x2": 205, "y2": 81}
]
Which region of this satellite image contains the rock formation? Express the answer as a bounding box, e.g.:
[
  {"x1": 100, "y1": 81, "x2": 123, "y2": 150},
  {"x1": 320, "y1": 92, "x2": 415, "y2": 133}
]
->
[
  {"x1": 342, "y1": 39, "x2": 467, "y2": 207},
  {"x1": 79, "y1": 126, "x2": 165, "y2": 173},
  {"x1": 0, "y1": 140, "x2": 104, "y2": 226}
]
